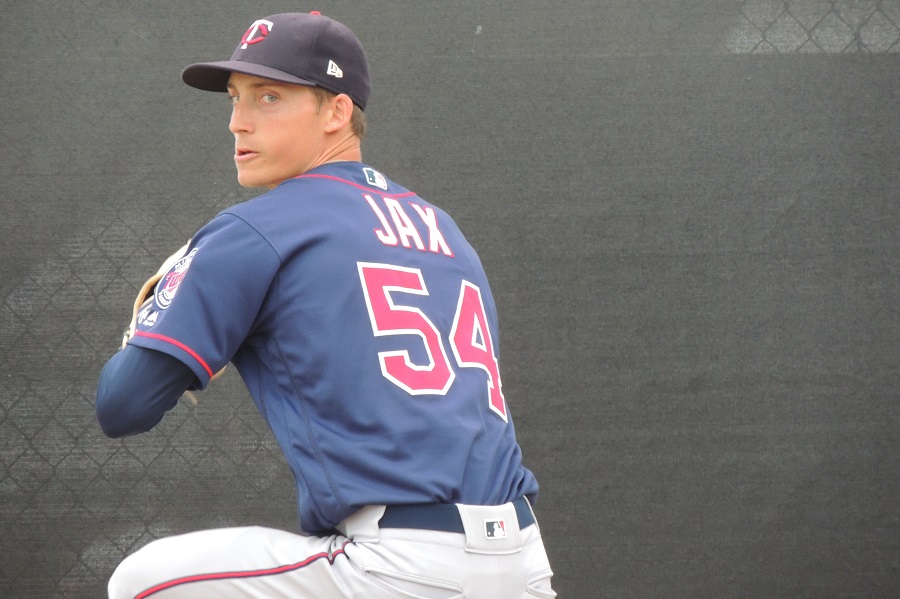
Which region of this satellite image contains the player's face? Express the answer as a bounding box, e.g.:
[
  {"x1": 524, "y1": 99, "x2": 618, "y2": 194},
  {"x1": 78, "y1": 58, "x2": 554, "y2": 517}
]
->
[{"x1": 226, "y1": 73, "x2": 331, "y2": 189}]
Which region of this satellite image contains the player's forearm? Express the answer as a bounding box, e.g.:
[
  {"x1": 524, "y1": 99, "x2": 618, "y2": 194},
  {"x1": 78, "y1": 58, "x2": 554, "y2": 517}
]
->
[{"x1": 96, "y1": 345, "x2": 196, "y2": 438}]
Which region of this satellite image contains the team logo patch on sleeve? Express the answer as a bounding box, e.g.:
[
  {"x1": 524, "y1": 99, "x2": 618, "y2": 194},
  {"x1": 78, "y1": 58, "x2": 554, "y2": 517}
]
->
[{"x1": 154, "y1": 248, "x2": 198, "y2": 309}]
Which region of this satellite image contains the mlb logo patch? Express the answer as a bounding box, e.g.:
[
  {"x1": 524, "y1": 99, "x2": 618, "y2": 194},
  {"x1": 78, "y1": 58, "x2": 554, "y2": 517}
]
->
[
  {"x1": 363, "y1": 167, "x2": 388, "y2": 191},
  {"x1": 484, "y1": 519, "x2": 506, "y2": 539}
]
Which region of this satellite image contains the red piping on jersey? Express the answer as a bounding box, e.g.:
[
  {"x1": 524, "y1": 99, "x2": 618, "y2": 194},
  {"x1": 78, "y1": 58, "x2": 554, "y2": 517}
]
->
[
  {"x1": 294, "y1": 173, "x2": 417, "y2": 197},
  {"x1": 133, "y1": 330, "x2": 215, "y2": 378},
  {"x1": 134, "y1": 540, "x2": 352, "y2": 598}
]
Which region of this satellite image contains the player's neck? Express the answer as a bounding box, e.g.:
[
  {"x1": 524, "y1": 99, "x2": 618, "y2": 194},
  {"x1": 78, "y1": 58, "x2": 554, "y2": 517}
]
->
[{"x1": 316, "y1": 134, "x2": 362, "y2": 168}]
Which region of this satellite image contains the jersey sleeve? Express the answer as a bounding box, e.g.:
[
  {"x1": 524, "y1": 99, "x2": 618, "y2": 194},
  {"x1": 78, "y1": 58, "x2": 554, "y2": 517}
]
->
[
  {"x1": 96, "y1": 345, "x2": 198, "y2": 438},
  {"x1": 126, "y1": 213, "x2": 280, "y2": 387}
]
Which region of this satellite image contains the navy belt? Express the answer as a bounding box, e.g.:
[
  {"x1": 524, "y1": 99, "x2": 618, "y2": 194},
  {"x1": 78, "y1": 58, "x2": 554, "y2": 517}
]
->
[{"x1": 379, "y1": 497, "x2": 534, "y2": 533}]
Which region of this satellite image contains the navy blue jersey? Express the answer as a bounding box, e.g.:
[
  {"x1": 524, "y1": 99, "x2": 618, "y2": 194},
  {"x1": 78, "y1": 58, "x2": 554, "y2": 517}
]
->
[{"x1": 127, "y1": 162, "x2": 538, "y2": 533}]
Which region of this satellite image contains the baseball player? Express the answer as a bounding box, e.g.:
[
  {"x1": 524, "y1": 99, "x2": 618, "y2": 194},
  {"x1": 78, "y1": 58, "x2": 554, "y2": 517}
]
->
[{"x1": 96, "y1": 11, "x2": 555, "y2": 598}]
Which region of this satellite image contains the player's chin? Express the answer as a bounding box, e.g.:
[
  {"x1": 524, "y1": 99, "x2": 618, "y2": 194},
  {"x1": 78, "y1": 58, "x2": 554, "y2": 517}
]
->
[
  {"x1": 236, "y1": 176, "x2": 259, "y2": 189},
  {"x1": 235, "y1": 169, "x2": 272, "y2": 189}
]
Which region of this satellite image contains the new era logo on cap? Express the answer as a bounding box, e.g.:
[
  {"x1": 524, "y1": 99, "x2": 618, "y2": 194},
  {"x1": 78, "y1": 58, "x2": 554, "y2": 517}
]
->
[{"x1": 326, "y1": 60, "x2": 343, "y2": 78}]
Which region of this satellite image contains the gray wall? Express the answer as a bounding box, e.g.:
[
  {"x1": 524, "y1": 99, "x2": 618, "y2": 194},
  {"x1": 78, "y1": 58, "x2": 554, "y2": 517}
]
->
[{"x1": 1, "y1": 1, "x2": 898, "y2": 597}]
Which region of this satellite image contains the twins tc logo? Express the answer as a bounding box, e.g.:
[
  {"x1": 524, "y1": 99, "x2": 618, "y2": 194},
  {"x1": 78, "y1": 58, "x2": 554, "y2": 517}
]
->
[
  {"x1": 155, "y1": 248, "x2": 198, "y2": 309},
  {"x1": 240, "y1": 19, "x2": 274, "y2": 49}
]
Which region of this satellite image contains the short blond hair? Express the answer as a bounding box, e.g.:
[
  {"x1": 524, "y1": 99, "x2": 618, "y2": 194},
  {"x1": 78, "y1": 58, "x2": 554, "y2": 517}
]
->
[{"x1": 311, "y1": 87, "x2": 367, "y2": 139}]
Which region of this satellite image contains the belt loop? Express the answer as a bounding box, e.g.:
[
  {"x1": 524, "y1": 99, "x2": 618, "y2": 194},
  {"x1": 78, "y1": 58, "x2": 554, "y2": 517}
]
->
[{"x1": 337, "y1": 505, "x2": 385, "y2": 543}]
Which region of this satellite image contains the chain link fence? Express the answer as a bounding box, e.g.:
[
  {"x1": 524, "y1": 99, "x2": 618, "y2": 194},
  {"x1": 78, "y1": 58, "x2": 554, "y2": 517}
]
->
[
  {"x1": 726, "y1": 0, "x2": 900, "y2": 53},
  {"x1": 1, "y1": 206, "x2": 299, "y2": 596}
]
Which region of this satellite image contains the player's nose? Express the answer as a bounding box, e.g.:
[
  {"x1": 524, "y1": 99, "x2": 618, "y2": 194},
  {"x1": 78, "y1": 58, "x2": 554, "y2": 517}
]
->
[{"x1": 228, "y1": 102, "x2": 252, "y2": 134}]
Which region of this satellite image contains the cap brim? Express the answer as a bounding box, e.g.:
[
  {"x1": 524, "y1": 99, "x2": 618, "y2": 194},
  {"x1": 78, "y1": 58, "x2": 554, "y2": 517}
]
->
[{"x1": 182, "y1": 60, "x2": 318, "y2": 92}]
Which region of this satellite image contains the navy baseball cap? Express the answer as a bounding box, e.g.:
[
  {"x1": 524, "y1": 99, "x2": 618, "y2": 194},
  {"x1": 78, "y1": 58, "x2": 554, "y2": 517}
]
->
[{"x1": 182, "y1": 12, "x2": 371, "y2": 110}]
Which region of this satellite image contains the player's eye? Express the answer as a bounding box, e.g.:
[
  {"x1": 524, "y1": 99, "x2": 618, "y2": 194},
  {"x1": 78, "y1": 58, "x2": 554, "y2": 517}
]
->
[
  {"x1": 227, "y1": 95, "x2": 239, "y2": 105},
  {"x1": 261, "y1": 94, "x2": 278, "y2": 103}
]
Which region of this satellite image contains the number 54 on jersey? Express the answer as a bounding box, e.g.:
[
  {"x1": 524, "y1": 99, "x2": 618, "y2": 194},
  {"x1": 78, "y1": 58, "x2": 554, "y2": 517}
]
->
[{"x1": 358, "y1": 262, "x2": 507, "y2": 422}]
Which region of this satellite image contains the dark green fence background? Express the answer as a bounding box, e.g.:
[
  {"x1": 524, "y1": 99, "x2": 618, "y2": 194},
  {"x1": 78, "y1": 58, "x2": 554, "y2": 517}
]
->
[{"x1": 1, "y1": 1, "x2": 898, "y2": 597}]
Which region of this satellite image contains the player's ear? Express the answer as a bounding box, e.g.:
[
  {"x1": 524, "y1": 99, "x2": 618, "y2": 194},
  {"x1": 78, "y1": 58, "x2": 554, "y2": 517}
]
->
[{"x1": 323, "y1": 93, "x2": 354, "y2": 133}]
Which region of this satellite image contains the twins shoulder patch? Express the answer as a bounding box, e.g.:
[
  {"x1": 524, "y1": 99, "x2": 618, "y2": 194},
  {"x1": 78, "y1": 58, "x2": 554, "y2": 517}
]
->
[{"x1": 154, "y1": 248, "x2": 198, "y2": 309}]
